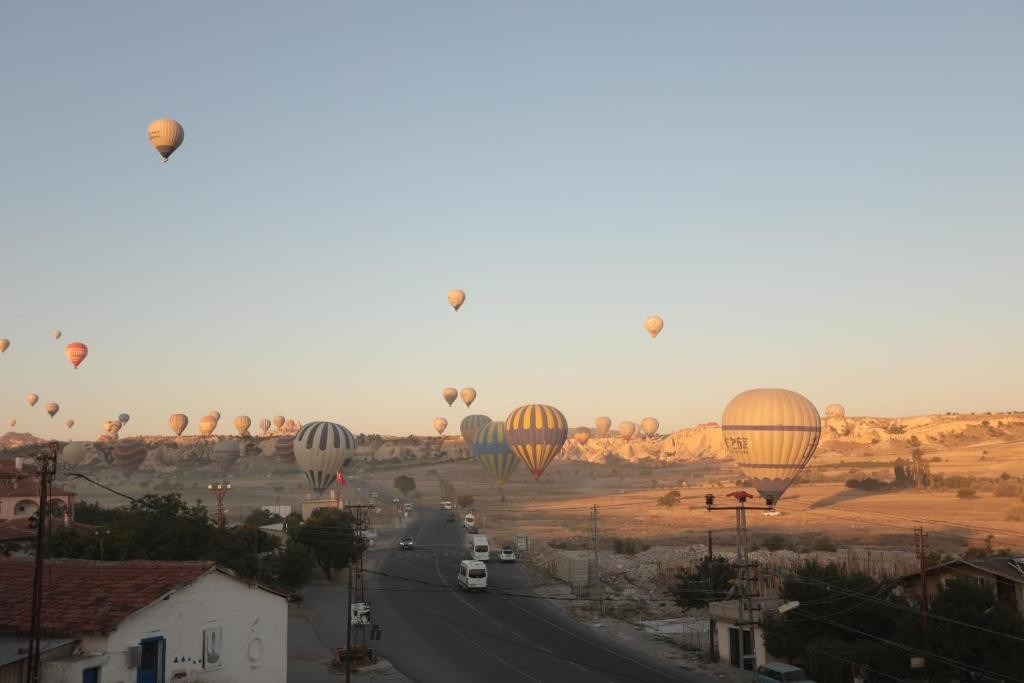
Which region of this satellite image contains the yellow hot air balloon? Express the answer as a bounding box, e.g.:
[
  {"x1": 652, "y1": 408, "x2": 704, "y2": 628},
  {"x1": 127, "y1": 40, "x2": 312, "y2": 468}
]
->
[
  {"x1": 442, "y1": 388, "x2": 458, "y2": 406},
  {"x1": 471, "y1": 421, "x2": 520, "y2": 486},
  {"x1": 52, "y1": 330, "x2": 62, "y2": 340},
  {"x1": 0, "y1": 338, "x2": 8, "y2": 352},
  {"x1": 574, "y1": 428, "x2": 590, "y2": 446},
  {"x1": 504, "y1": 404, "x2": 568, "y2": 478},
  {"x1": 640, "y1": 417, "x2": 660, "y2": 437},
  {"x1": 234, "y1": 415, "x2": 252, "y2": 436},
  {"x1": 45, "y1": 403, "x2": 59, "y2": 417},
  {"x1": 618, "y1": 421, "x2": 636, "y2": 441},
  {"x1": 199, "y1": 414, "x2": 218, "y2": 437},
  {"x1": 459, "y1": 415, "x2": 492, "y2": 444},
  {"x1": 460, "y1": 387, "x2": 477, "y2": 407},
  {"x1": 447, "y1": 289, "x2": 466, "y2": 311},
  {"x1": 825, "y1": 404, "x2": 845, "y2": 419},
  {"x1": 595, "y1": 417, "x2": 611, "y2": 437},
  {"x1": 272, "y1": 415, "x2": 286, "y2": 429},
  {"x1": 722, "y1": 388, "x2": 821, "y2": 504},
  {"x1": 644, "y1": 316, "x2": 664, "y2": 339},
  {"x1": 148, "y1": 118, "x2": 184, "y2": 162},
  {"x1": 26, "y1": 394, "x2": 39, "y2": 407},
  {"x1": 169, "y1": 413, "x2": 189, "y2": 436},
  {"x1": 433, "y1": 417, "x2": 448, "y2": 436},
  {"x1": 62, "y1": 441, "x2": 89, "y2": 466}
]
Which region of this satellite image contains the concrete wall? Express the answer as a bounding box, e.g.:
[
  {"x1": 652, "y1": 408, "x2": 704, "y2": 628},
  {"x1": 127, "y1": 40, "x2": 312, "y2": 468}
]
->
[{"x1": 44, "y1": 571, "x2": 286, "y2": 683}]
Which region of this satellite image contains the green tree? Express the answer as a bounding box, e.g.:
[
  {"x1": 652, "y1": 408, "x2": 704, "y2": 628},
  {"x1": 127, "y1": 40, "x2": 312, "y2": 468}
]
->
[
  {"x1": 393, "y1": 475, "x2": 417, "y2": 496},
  {"x1": 670, "y1": 556, "x2": 735, "y2": 609},
  {"x1": 245, "y1": 508, "x2": 283, "y2": 527},
  {"x1": 290, "y1": 508, "x2": 356, "y2": 580},
  {"x1": 271, "y1": 539, "x2": 316, "y2": 590},
  {"x1": 910, "y1": 451, "x2": 931, "y2": 488}
]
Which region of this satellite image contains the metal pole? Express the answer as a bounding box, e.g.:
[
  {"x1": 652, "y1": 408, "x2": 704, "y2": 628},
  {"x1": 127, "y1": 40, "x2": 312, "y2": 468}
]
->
[
  {"x1": 708, "y1": 529, "x2": 715, "y2": 661},
  {"x1": 915, "y1": 527, "x2": 929, "y2": 652},
  {"x1": 735, "y1": 505, "x2": 746, "y2": 676},
  {"x1": 28, "y1": 441, "x2": 58, "y2": 683},
  {"x1": 592, "y1": 505, "x2": 604, "y2": 615}
]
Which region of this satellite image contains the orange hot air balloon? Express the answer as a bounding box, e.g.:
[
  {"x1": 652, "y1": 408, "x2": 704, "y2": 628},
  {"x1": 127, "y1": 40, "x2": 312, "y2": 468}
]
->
[
  {"x1": 574, "y1": 428, "x2": 590, "y2": 446},
  {"x1": 272, "y1": 415, "x2": 285, "y2": 429},
  {"x1": 198, "y1": 414, "x2": 217, "y2": 437},
  {"x1": 26, "y1": 394, "x2": 39, "y2": 407},
  {"x1": 442, "y1": 388, "x2": 458, "y2": 406},
  {"x1": 64, "y1": 342, "x2": 88, "y2": 369},
  {"x1": 45, "y1": 403, "x2": 59, "y2": 417},
  {"x1": 644, "y1": 316, "x2": 664, "y2": 339},
  {"x1": 233, "y1": 415, "x2": 252, "y2": 436},
  {"x1": 447, "y1": 289, "x2": 466, "y2": 311},
  {"x1": 0, "y1": 338, "x2": 9, "y2": 353}
]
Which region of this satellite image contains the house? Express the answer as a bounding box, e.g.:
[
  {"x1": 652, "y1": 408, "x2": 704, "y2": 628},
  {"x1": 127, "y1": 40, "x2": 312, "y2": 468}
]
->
[
  {"x1": 899, "y1": 555, "x2": 1024, "y2": 613},
  {"x1": 0, "y1": 476, "x2": 75, "y2": 522},
  {"x1": 0, "y1": 558, "x2": 288, "y2": 682},
  {"x1": 301, "y1": 489, "x2": 342, "y2": 519},
  {"x1": 0, "y1": 518, "x2": 36, "y2": 556}
]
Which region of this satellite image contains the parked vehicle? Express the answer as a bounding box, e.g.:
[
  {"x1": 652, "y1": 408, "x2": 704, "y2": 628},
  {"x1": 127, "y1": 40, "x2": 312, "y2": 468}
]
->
[
  {"x1": 457, "y1": 560, "x2": 488, "y2": 591},
  {"x1": 445, "y1": 512, "x2": 456, "y2": 523},
  {"x1": 468, "y1": 534, "x2": 490, "y2": 561},
  {"x1": 465, "y1": 524, "x2": 479, "y2": 534},
  {"x1": 499, "y1": 546, "x2": 516, "y2": 563},
  {"x1": 440, "y1": 500, "x2": 453, "y2": 510},
  {"x1": 399, "y1": 536, "x2": 415, "y2": 550},
  {"x1": 402, "y1": 503, "x2": 413, "y2": 512},
  {"x1": 755, "y1": 663, "x2": 815, "y2": 682},
  {"x1": 463, "y1": 512, "x2": 475, "y2": 527}
]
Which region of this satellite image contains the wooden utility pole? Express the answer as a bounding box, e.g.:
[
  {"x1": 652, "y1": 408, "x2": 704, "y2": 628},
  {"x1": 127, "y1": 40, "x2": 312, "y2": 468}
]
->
[
  {"x1": 708, "y1": 529, "x2": 715, "y2": 660},
  {"x1": 915, "y1": 528, "x2": 930, "y2": 633},
  {"x1": 591, "y1": 504, "x2": 604, "y2": 615},
  {"x1": 27, "y1": 441, "x2": 59, "y2": 683}
]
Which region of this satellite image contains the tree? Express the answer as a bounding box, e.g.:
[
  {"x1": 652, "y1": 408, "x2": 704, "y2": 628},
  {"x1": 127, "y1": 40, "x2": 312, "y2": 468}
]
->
[
  {"x1": 245, "y1": 508, "x2": 283, "y2": 527},
  {"x1": 670, "y1": 556, "x2": 735, "y2": 609},
  {"x1": 271, "y1": 539, "x2": 315, "y2": 590},
  {"x1": 290, "y1": 508, "x2": 356, "y2": 580},
  {"x1": 656, "y1": 490, "x2": 682, "y2": 507},
  {"x1": 393, "y1": 475, "x2": 416, "y2": 496},
  {"x1": 456, "y1": 494, "x2": 474, "y2": 509}
]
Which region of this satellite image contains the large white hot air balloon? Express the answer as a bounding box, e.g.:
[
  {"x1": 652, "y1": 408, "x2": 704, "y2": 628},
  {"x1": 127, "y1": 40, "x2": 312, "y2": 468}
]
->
[
  {"x1": 722, "y1": 388, "x2": 821, "y2": 504},
  {"x1": 640, "y1": 417, "x2": 659, "y2": 437},
  {"x1": 147, "y1": 118, "x2": 185, "y2": 161},
  {"x1": 293, "y1": 421, "x2": 356, "y2": 494}
]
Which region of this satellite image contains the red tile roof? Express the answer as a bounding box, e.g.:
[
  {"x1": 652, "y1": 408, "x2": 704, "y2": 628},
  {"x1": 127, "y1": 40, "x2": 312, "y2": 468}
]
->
[
  {"x1": 0, "y1": 559, "x2": 215, "y2": 636},
  {"x1": 0, "y1": 477, "x2": 74, "y2": 500},
  {"x1": 0, "y1": 518, "x2": 34, "y2": 543}
]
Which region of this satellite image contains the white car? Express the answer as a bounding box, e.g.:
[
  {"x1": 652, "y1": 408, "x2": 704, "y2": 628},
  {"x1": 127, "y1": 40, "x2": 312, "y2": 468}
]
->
[{"x1": 499, "y1": 546, "x2": 516, "y2": 563}]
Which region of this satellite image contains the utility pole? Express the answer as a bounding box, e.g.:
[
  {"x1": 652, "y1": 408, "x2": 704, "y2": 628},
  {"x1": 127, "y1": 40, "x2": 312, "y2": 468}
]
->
[
  {"x1": 207, "y1": 481, "x2": 232, "y2": 529},
  {"x1": 27, "y1": 441, "x2": 59, "y2": 683},
  {"x1": 915, "y1": 527, "x2": 930, "y2": 639},
  {"x1": 591, "y1": 504, "x2": 604, "y2": 615},
  {"x1": 341, "y1": 505, "x2": 373, "y2": 683},
  {"x1": 707, "y1": 529, "x2": 715, "y2": 660}
]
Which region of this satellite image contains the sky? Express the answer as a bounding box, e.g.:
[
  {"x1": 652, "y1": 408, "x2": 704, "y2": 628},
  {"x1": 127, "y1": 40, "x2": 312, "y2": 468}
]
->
[{"x1": 1, "y1": 2, "x2": 1022, "y2": 439}]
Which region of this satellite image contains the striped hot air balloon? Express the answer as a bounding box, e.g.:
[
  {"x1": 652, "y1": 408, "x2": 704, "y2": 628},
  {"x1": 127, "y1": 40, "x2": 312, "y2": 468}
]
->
[
  {"x1": 64, "y1": 342, "x2": 88, "y2": 369},
  {"x1": 258, "y1": 418, "x2": 271, "y2": 435},
  {"x1": 199, "y1": 414, "x2": 217, "y2": 437},
  {"x1": 114, "y1": 438, "x2": 148, "y2": 478},
  {"x1": 233, "y1": 415, "x2": 251, "y2": 436},
  {"x1": 471, "y1": 421, "x2": 520, "y2": 486},
  {"x1": 459, "y1": 415, "x2": 492, "y2": 445},
  {"x1": 595, "y1": 417, "x2": 611, "y2": 437},
  {"x1": 211, "y1": 440, "x2": 241, "y2": 472},
  {"x1": 169, "y1": 413, "x2": 188, "y2": 436},
  {"x1": 275, "y1": 436, "x2": 296, "y2": 462},
  {"x1": 293, "y1": 421, "x2": 356, "y2": 494},
  {"x1": 147, "y1": 118, "x2": 185, "y2": 161},
  {"x1": 722, "y1": 388, "x2": 821, "y2": 504},
  {"x1": 504, "y1": 404, "x2": 568, "y2": 478}
]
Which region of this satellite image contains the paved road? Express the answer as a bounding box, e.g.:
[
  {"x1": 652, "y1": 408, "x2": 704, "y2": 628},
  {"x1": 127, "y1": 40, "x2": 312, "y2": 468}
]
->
[{"x1": 361, "y1": 511, "x2": 716, "y2": 683}]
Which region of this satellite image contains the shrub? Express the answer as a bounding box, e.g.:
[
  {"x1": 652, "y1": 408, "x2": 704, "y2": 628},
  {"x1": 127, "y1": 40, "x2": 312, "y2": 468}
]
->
[
  {"x1": 612, "y1": 537, "x2": 649, "y2": 555},
  {"x1": 994, "y1": 481, "x2": 1022, "y2": 498},
  {"x1": 657, "y1": 490, "x2": 682, "y2": 507},
  {"x1": 957, "y1": 488, "x2": 978, "y2": 500},
  {"x1": 812, "y1": 536, "x2": 838, "y2": 552},
  {"x1": 1005, "y1": 504, "x2": 1024, "y2": 522},
  {"x1": 762, "y1": 534, "x2": 788, "y2": 551}
]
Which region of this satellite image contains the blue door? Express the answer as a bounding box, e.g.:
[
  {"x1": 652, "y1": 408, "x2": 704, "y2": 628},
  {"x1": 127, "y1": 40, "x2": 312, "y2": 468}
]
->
[
  {"x1": 82, "y1": 667, "x2": 99, "y2": 683},
  {"x1": 137, "y1": 637, "x2": 165, "y2": 683}
]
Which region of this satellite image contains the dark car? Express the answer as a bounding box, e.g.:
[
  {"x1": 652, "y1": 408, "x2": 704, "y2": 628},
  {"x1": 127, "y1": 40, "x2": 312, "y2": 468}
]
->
[
  {"x1": 445, "y1": 513, "x2": 456, "y2": 523},
  {"x1": 465, "y1": 524, "x2": 479, "y2": 534},
  {"x1": 399, "y1": 536, "x2": 415, "y2": 550}
]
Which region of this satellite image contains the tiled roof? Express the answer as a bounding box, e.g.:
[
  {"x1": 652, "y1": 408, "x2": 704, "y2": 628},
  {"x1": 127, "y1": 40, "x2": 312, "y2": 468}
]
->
[
  {"x1": 903, "y1": 556, "x2": 1024, "y2": 585},
  {"x1": 0, "y1": 559, "x2": 215, "y2": 636},
  {"x1": 0, "y1": 519, "x2": 34, "y2": 543},
  {"x1": 0, "y1": 477, "x2": 75, "y2": 499},
  {"x1": 0, "y1": 460, "x2": 37, "y2": 478}
]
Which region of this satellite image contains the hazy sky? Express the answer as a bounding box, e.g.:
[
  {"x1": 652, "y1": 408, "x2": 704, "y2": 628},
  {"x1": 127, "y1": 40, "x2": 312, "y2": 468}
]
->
[{"x1": 2, "y1": 2, "x2": 1022, "y2": 439}]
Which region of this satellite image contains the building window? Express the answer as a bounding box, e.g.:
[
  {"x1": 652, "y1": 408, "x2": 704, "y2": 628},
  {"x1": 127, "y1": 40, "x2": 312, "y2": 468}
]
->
[
  {"x1": 82, "y1": 666, "x2": 100, "y2": 683},
  {"x1": 138, "y1": 636, "x2": 165, "y2": 683}
]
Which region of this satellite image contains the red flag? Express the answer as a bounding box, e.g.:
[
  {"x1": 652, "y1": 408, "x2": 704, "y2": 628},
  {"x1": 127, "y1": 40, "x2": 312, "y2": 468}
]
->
[{"x1": 336, "y1": 469, "x2": 346, "y2": 486}]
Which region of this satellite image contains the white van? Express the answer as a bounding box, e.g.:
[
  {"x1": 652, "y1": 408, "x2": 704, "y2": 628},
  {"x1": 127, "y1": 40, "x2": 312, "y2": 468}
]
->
[
  {"x1": 457, "y1": 560, "x2": 488, "y2": 591},
  {"x1": 440, "y1": 500, "x2": 453, "y2": 510},
  {"x1": 463, "y1": 512, "x2": 475, "y2": 528},
  {"x1": 469, "y1": 534, "x2": 490, "y2": 561}
]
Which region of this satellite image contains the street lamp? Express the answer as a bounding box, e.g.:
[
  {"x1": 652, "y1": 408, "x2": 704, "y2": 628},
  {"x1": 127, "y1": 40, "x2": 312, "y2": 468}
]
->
[{"x1": 208, "y1": 481, "x2": 232, "y2": 528}]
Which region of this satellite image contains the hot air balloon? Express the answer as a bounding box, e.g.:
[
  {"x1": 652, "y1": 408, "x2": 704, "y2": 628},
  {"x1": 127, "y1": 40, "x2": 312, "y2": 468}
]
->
[
  {"x1": 198, "y1": 414, "x2": 217, "y2": 437},
  {"x1": 64, "y1": 342, "x2": 88, "y2": 369},
  {"x1": 504, "y1": 404, "x2": 568, "y2": 478},
  {"x1": 442, "y1": 388, "x2": 458, "y2": 406},
  {"x1": 108, "y1": 421, "x2": 122, "y2": 435},
  {"x1": 258, "y1": 418, "x2": 271, "y2": 435},
  {"x1": 210, "y1": 411, "x2": 222, "y2": 421},
  {"x1": 45, "y1": 403, "x2": 59, "y2": 418},
  {"x1": 471, "y1": 421, "x2": 520, "y2": 486},
  {"x1": 8, "y1": 419, "x2": 15, "y2": 428},
  {"x1": 460, "y1": 388, "x2": 477, "y2": 407},
  {"x1": 147, "y1": 118, "x2": 185, "y2": 161},
  {"x1": 459, "y1": 415, "x2": 492, "y2": 445},
  {"x1": 0, "y1": 339, "x2": 8, "y2": 353},
  {"x1": 234, "y1": 415, "x2": 252, "y2": 436},
  {"x1": 52, "y1": 330, "x2": 62, "y2": 340},
  {"x1": 212, "y1": 440, "x2": 241, "y2": 472},
  {"x1": 103, "y1": 420, "x2": 114, "y2": 433},
  {"x1": 169, "y1": 413, "x2": 188, "y2": 436},
  {"x1": 825, "y1": 404, "x2": 845, "y2": 419},
  {"x1": 293, "y1": 421, "x2": 356, "y2": 493},
  {"x1": 447, "y1": 289, "x2": 466, "y2": 311},
  {"x1": 640, "y1": 417, "x2": 660, "y2": 437},
  {"x1": 65, "y1": 419, "x2": 74, "y2": 429},
  {"x1": 574, "y1": 428, "x2": 590, "y2": 446},
  {"x1": 275, "y1": 436, "x2": 295, "y2": 462},
  {"x1": 433, "y1": 417, "x2": 448, "y2": 436},
  {"x1": 272, "y1": 415, "x2": 285, "y2": 429},
  {"x1": 114, "y1": 438, "x2": 147, "y2": 479},
  {"x1": 118, "y1": 413, "x2": 130, "y2": 425},
  {"x1": 722, "y1": 388, "x2": 821, "y2": 504},
  {"x1": 26, "y1": 394, "x2": 38, "y2": 407},
  {"x1": 618, "y1": 421, "x2": 636, "y2": 441},
  {"x1": 644, "y1": 316, "x2": 664, "y2": 339},
  {"x1": 595, "y1": 417, "x2": 611, "y2": 437},
  {"x1": 62, "y1": 441, "x2": 89, "y2": 466}
]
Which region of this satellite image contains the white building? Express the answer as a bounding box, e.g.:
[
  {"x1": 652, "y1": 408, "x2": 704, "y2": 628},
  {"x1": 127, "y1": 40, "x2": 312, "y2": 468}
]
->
[{"x1": 0, "y1": 559, "x2": 288, "y2": 683}]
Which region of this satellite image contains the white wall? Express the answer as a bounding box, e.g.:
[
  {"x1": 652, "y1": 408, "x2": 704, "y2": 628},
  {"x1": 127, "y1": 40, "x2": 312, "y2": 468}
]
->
[{"x1": 46, "y1": 570, "x2": 286, "y2": 683}]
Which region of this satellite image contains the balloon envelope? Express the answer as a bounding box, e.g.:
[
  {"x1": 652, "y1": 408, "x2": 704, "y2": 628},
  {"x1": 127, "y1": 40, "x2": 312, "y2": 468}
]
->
[
  {"x1": 504, "y1": 404, "x2": 568, "y2": 478},
  {"x1": 258, "y1": 418, "x2": 271, "y2": 434},
  {"x1": 471, "y1": 421, "x2": 520, "y2": 486},
  {"x1": 52, "y1": 330, "x2": 62, "y2": 340},
  {"x1": 459, "y1": 415, "x2": 491, "y2": 444},
  {"x1": 433, "y1": 417, "x2": 448, "y2": 435},
  {"x1": 26, "y1": 394, "x2": 38, "y2": 406},
  {"x1": 234, "y1": 415, "x2": 252, "y2": 436},
  {"x1": 293, "y1": 421, "x2": 356, "y2": 493},
  {"x1": 275, "y1": 436, "x2": 296, "y2": 462},
  {"x1": 272, "y1": 415, "x2": 285, "y2": 429},
  {"x1": 7, "y1": 419, "x2": 15, "y2": 428},
  {"x1": 45, "y1": 403, "x2": 59, "y2": 417},
  {"x1": 442, "y1": 388, "x2": 458, "y2": 406},
  {"x1": 644, "y1": 316, "x2": 664, "y2": 338},
  {"x1": 460, "y1": 388, "x2": 477, "y2": 407},
  {"x1": 169, "y1": 413, "x2": 188, "y2": 436},
  {"x1": 595, "y1": 417, "x2": 611, "y2": 437},
  {"x1": 721, "y1": 388, "x2": 821, "y2": 503},
  {"x1": 108, "y1": 422, "x2": 121, "y2": 434},
  {"x1": 114, "y1": 438, "x2": 147, "y2": 478},
  {"x1": 62, "y1": 441, "x2": 89, "y2": 466},
  {"x1": 147, "y1": 118, "x2": 185, "y2": 160},
  {"x1": 0, "y1": 339, "x2": 8, "y2": 353},
  {"x1": 198, "y1": 414, "x2": 218, "y2": 437},
  {"x1": 640, "y1": 417, "x2": 660, "y2": 436},
  {"x1": 65, "y1": 419, "x2": 74, "y2": 429},
  {"x1": 64, "y1": 342, "x2": 88, "y2": 369},
  {"x1": 574, "y1": 428, "x2": 590, "y2": 446},
  {"x1": 447, "y1": 289, "x2": 466, "y2": 311},
  {"x1": 118, "y1": 413, "x2": 130, "y2": 425},
  {"x1": 209, "y1": 411, "x2": 222, "y2": 421},
  {"x1": 212, "y1": 440, "x2": 241, "y2": 472},
  {"x1": 618, "y1": 421, "x2": 636, "y2": 441},
  {"x1": 825, "y1": 404, "x2": 845, "y2": 419}
]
